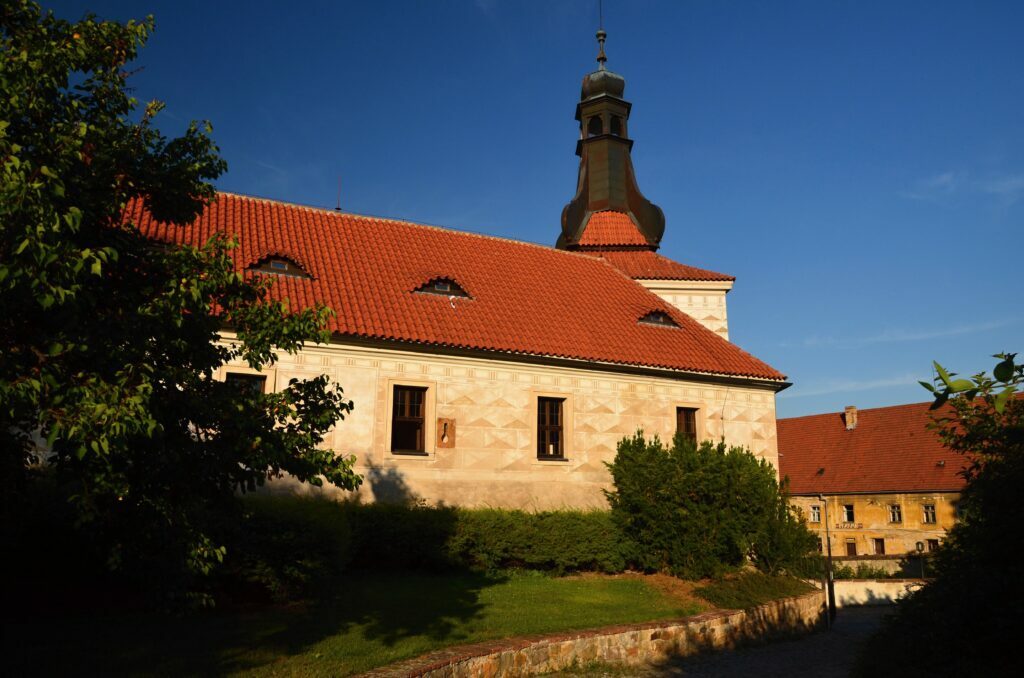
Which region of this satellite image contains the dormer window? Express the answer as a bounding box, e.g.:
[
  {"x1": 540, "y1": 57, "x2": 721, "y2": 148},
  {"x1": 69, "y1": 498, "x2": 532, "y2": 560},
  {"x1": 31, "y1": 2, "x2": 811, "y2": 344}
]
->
[
  {"x1": 639, "y1": 311, "x2": 678, "y2": 328},
  {"x1": 249, "y1": 256, "x2": 310, "y2": 279},
  {"x1": 415, "y1": 277, "x2": 470, "y2": 298}
]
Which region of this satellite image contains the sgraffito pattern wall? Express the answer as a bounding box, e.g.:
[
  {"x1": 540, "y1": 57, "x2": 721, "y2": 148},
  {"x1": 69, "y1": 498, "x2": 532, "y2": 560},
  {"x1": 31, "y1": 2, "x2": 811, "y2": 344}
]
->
[{"x1": 223, "y1": 336, "x2": 779, "y2": 509}]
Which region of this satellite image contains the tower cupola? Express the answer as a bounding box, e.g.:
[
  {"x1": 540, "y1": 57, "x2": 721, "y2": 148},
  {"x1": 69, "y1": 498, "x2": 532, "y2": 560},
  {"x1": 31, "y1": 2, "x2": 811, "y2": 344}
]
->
[{"x1": 558, "y1": 30, "x2": 665, "y2": 252}]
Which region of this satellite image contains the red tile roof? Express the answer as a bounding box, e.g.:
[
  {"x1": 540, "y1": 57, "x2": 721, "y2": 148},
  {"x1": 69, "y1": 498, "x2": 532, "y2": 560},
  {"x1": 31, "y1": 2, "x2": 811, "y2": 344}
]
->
[
  {"x1": 778, "y1": 401, "x2": 967, "y2": 495},
  {"x1": 577, "y1": 211, "x2": 649, "y2": 246},
  {"x1": 128, "y1": 193, "x2": 784, "y2": 382},
  {"x1": 595, "y1": 250, "x2": 735, "y2": 282}
]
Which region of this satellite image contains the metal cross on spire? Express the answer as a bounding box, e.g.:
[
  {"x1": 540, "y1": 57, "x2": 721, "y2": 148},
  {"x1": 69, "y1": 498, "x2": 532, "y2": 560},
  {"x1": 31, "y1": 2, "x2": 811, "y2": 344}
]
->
[{"x1": 596, "y1": 0, "x2": 608, "y2": 71}]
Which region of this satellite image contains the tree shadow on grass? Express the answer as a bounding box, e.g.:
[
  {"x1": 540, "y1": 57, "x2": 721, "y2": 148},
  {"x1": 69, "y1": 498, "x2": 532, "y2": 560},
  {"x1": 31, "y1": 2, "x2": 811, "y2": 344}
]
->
[
  {"x1": 6, "y1": 463, "x2": 500, "y2": 676},
  {"x1": 6, "y1": 570, "x2": 507, "y2": 677}
]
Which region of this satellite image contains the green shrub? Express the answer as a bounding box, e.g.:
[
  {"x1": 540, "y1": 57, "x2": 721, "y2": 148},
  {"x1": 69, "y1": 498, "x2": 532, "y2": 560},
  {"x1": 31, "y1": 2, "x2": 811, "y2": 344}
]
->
[
  {"x1": 695, "y1": 572, "x2": 815, "y2": 610},
  {"x1": 605, "y1": 433, "x2": 816, "y2": 579},
  {"x1": 227, "y1": 494, "x2": 352, "y2": 601}
]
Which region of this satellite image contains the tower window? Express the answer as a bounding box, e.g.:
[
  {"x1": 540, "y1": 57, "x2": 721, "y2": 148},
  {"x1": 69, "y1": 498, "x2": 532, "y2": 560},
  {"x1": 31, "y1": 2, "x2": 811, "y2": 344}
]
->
[
  {"x1": 639, "y1": 311, "x2": 678, "y2": 328},
  {"x1": 610, "y1": 116, "x2": 623, "y2": 136},
  {"x1": 414, "y1": 277, "x2": 471, "y2": 298},
  {"x1": 587, "y1": 115, "x2": 603, "y2": 137}
]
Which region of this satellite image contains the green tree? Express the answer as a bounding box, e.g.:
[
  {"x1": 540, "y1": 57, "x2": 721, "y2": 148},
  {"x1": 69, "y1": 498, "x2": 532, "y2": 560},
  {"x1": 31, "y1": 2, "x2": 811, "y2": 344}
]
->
[
  {"x1": 1, "y1": 1, "x2": 360, "y2": 599},
  {"x1": 855, "y1": 353, "x2": 1023, "y2": 677},
  {"x1": 605, "y1": 433, "x2": 815, "y2": 579}
]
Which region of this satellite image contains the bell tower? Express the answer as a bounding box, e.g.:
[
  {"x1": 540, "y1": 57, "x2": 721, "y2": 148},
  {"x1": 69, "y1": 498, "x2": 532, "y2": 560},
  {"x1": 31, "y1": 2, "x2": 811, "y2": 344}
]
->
[{"x1": 558, "y1": 30, "x2": 665, "y2": 251}]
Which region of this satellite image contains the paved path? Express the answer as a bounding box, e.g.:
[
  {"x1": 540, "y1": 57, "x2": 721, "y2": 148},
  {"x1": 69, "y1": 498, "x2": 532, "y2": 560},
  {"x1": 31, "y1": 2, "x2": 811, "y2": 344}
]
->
[{"x1": 649, "y1": 606, "x2": 888, "y2": 677}]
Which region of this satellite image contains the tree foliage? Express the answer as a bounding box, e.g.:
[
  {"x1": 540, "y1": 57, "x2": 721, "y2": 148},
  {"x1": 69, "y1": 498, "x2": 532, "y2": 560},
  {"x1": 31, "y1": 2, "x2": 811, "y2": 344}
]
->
[
  {"x1": 1, "y1": 0, "x2": 360, "y2": 598},
  {"x1": 856, "y1": 353, "x2": 1024, "y2": 677},
  {"x1": 604, "y1": 433, "x2": 816, "y2": 579}
]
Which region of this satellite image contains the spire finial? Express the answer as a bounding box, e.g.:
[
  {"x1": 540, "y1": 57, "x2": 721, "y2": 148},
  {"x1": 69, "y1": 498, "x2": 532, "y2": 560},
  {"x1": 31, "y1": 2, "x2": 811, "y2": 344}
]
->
[{"x1": 596, "y1": 29, "x2": 607, "y2": 70}]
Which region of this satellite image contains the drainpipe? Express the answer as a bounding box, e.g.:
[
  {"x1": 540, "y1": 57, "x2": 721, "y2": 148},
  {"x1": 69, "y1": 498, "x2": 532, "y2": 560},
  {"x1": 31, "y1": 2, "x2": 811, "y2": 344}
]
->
[{"x1": 819, "y1": 493, "x2": 837, "y2": 625}]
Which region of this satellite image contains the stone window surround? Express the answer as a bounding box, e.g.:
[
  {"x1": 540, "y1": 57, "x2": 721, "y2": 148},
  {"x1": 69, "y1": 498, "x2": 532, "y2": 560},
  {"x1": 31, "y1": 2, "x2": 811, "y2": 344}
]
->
[{"x1": 384, "y1": 377, "x2": 437, "y2": 460}]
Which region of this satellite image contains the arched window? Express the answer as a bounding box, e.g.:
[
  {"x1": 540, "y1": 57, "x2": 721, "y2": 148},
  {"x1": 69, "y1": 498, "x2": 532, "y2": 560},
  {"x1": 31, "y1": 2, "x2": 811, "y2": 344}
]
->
[
  {"x1": 610, "y1": 116, "x2": 623, "y2": 136},
  {"x1": 587, "y1": 116, "x2": 603, "y2": 137}
]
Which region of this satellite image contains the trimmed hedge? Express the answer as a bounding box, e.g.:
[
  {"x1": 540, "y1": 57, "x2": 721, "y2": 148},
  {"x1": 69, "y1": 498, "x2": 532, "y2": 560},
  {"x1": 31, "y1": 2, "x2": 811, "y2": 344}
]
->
[
  {"x1": 345, "y1": 503, "x2": 631, "y2": 575},
  {"x1": 446, "y1": 508, "x2": 631, "y2": 574},
  {"x1": 224, "y1": 496, "x2": 634, "y2": 600}
]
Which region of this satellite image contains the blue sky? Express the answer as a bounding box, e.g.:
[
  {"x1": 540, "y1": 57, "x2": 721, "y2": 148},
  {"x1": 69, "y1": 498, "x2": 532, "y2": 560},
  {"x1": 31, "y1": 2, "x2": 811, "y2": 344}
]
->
[{"x1": 50, "y1": 0, "x2": 1022, "y2": 417}]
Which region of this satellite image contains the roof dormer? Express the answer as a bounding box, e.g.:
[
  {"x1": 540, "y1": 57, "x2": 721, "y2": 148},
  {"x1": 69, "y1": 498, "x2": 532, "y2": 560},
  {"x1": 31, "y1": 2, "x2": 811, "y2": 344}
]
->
[
  {"x1": 638, "y1": 310, "x2": 678, "y2": 328},
  {"x1": 248, "y1": 255, "x2": 311, "y2": 279},
  {"x1": 414, "y1": 277, "x2": 471, "y2": 298}
]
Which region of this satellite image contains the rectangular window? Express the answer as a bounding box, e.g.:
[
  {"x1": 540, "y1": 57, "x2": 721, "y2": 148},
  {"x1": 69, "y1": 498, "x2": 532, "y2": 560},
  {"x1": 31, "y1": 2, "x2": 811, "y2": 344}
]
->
[
  {"x1": 225, "y1": 372, "x2": 266, "y2": 396},
  {"x1": 391, "y1": 385, "x2": 427, "y2": 454},
  {"x1": 816, "y1": 538, "x2": 823, "y2": 553},
  {"x1": 927, "y1": 539, "x2": 940, "y2": 552},
  {"x1": 809, "y1": 505, "x2": 821, "y2": 523},
  {"x1": 676, "y1": 407, "x2": 698, "y2": 442},
  {"x1": 922, "y1": 504, "x2": 937, "y2": 524},
  {"x1": 873, "y1": 538, "x2": 886, "y2": 555},
  {"x1": 842, "y1": 504, "x2": 855, "y2": 522},
  {"x1": 537, "y1": 397, "x2": 565, "y2": 459},
  {"x1": 845, "y1": 539, "x2": 857, "y2": 557},
  {"x1": 888, "y1": 504, "x2": 903, "y2": 523}
]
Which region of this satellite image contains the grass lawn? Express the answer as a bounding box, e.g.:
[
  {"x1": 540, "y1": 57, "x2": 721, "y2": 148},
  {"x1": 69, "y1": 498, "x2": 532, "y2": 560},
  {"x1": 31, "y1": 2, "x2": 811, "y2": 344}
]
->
[{"x1": 6, "y1": 572, "x2": 702, "y2": 677}]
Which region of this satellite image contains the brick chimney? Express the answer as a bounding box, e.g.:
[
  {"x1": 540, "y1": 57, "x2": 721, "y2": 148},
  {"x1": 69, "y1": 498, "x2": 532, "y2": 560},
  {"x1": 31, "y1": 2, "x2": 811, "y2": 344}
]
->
[{"x1": 844, "y1": 405, "x2": 858, "y2": 431}]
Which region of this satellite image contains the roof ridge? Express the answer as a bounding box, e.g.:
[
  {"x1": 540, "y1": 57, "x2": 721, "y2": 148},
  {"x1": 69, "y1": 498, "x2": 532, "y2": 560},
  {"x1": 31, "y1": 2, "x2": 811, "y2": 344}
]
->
[
  {"x1": 780, "y1": 400, "x2": 936, "y2": 421},
  {"x1": 215, "y1": 190, "x2": 621, "y2": 265}
]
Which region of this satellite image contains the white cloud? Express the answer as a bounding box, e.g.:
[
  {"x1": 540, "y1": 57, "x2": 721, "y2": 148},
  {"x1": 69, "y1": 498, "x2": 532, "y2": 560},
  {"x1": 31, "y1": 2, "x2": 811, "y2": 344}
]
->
[
  {"x1": 899, "y1": 170, "x2": 966, "y2": 201},
  {"x1": 978, "y1": 174, "x2": 1024, "y2": 203},
  {"x1": 900, "y1": 170, "x2": 1024, "y2": 204},
  {"x1": 779, "y1": 373, "x2": 922, "y2": 399},
  {"x1": 782, "y1": 319, "x2": 1014, "y2": 350}
]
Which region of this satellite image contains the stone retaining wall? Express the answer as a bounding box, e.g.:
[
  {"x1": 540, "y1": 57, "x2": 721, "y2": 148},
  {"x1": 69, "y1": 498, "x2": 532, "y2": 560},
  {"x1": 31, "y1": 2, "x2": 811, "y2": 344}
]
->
[
  {"x1": 834, "y1": 579, "x2": 923, "y2": 607},
  {"x1": 360, "y1": 590, "x2": 826, "y2": 677}
]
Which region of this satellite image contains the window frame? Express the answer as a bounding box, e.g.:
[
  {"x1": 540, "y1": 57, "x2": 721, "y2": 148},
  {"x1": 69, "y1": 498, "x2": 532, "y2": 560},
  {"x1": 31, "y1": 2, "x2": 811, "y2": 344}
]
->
[
  {"x1": 219, "y1": 366, "x2": 276, "y2": 393},
  {"x1": 873, "y1": 538, "x2": 886, "y2": 555},
  {"x1": 385, "y1": 378, "x2": 436, "y2": 459},
  {"x1": 537, "y1": 396, "x2": 566, "y2": 460},
  {"x1": 922, "y1": 503, "x2": 937, "y2": 524},
  {"x1": 531, "y1": 391, "x2": 573, "y2": 463},
  {"x1": 888, "y1": 503, "x2": 903, "y2": 523},
  {"x1": 842, "y1": 504, "x2": 856, "y2": 523},
  {"x1": 809, "y1": 505, "x2": 821, "y2": 523},
  {"x1": 675, "y1": 406, "x2": 699, "y2": 443}
]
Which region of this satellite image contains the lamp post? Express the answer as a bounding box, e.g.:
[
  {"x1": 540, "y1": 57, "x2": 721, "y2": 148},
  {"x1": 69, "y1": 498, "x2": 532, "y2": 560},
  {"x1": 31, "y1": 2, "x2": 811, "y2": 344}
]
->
[
  {"x1": 916, "y1": 540, "x2": 926, "y2": 579},
  {"x1": 819, "y1": 494, "x2": 836, "y2": 625}
]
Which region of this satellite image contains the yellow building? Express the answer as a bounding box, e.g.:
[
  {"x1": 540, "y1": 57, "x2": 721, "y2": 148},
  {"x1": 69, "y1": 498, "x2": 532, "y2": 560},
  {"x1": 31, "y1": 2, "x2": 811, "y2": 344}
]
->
[
  {"x1": 778, "y1": 403, "x2": 964, "y2": 558},
  {"x1": 135, "y1": 32, "x2": 789, "y2": 509}
]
